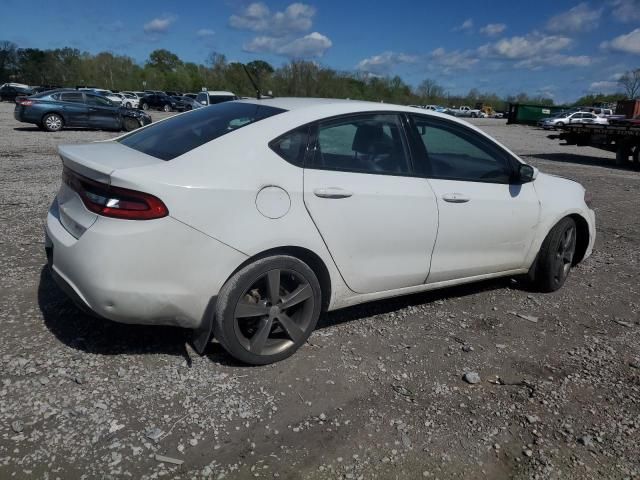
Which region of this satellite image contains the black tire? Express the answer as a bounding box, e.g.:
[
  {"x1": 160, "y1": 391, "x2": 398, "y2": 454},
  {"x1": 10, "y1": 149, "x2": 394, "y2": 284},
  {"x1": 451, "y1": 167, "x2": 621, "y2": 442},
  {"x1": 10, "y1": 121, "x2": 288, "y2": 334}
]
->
[
  {"x1": 214, "y1": 255, "x2": 322, "y2": 365},
  {"x1": 555, "y1": 121, "x2": 564, "y2": 128},
  {"x1": 186, "y1": 105, "x2": 192, "y2": 111},
  {"x1": 141, "y1": 102, "x2": 149, "y2": 110},
  {"x1": 532, "y1": 217, "x2": 577, "y2": 293},
  {"x1": 163, "y1": 104, "x2": 171, "y2": 112},
  {"x1": 632, "y1": 145, "x2": 640, "y2": 171},
  {"x1": 122, "y1": 117, "x2": 140, "y2": 132},
  {"x1": 42, "y1": 113, "x2": 63, "y2": 132},
  {"x1": 125, "y1": 102, "x2": 132, "y2": 109}
]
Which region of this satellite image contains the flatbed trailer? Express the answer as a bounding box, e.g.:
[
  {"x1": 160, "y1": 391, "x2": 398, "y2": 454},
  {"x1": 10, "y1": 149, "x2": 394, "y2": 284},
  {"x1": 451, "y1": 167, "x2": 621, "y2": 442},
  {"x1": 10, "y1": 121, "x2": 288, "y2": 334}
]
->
[{"x1": 553, "y1": 123, "x2": 640, "y2": 169}]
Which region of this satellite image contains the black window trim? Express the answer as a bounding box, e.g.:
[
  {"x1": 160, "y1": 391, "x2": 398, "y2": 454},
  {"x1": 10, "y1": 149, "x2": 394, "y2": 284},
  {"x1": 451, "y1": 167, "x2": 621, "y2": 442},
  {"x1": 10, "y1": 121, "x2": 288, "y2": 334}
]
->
[
  {"x1": 268, "y1": 124, "x2": 312, "y2": 167},
  {"x1": 405, "y1": 113, "x2": 521, "y2": 185}
]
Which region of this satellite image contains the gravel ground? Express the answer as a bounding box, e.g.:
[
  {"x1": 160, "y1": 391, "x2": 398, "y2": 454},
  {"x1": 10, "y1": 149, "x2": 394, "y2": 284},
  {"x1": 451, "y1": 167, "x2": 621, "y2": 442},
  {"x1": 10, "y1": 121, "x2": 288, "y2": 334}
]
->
[{"x1": 1, "y1": 103, "x2": 639, "y2": 480}]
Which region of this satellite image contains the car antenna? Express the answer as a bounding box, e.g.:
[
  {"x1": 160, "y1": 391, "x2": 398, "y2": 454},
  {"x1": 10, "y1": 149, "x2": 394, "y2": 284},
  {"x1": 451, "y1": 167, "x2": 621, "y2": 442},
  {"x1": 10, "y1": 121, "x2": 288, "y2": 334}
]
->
[{"x1": 242, "y1": 64, "x2": 262, "y2": 100}]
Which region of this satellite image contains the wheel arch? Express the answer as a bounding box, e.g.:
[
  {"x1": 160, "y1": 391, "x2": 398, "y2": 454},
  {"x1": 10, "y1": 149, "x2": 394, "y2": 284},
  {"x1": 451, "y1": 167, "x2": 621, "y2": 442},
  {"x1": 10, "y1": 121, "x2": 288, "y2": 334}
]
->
[
  {"x1": 569, "y1": 213, "x2": 590, "y2": 265},
  {"x1": 225, "y1": 246, "x2": 332, "y2": 312}
]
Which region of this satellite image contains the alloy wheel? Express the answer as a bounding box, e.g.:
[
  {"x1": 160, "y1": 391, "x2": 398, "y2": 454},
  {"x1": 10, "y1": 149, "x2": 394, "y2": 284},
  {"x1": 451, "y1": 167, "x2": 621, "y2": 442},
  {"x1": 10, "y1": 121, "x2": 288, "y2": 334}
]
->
[
  {"x1": 233, "y1": 268, "x2": 315, "y2": 356},
  {"x1": 45, "y1": 115, "x2": 62, "y2": 131},
  {"x1": 554, "y1": 225, "x2": 576, "y2": 283}
]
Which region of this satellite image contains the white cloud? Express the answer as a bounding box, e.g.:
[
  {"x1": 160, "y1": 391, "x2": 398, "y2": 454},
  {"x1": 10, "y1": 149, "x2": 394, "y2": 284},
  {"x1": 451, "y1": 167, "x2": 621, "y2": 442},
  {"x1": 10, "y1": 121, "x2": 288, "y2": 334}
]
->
[
  {"x1": 609, "y1": 0, "x2": 640, "y2": 23},
  {"x1": 244, "y1": 32, "x2": 332, "y2": 58},
  {"x1": 601, "y1": 28, "x2": 640, "y2": 54},
  {"x1": 515, "y1": 54, "x2": 592, "y2": 70},
  {"x1": 356, "y1": 51, "x2": 418, "y2": 74},
  {"x1": 479, "y1": 32, "x2": 572, "y2": 59},
  {"x1": 453, "y1": 18, "x2": 473, "y2": 32},
  {"x1": 547, "y1": 3, "x2": 602, "y2": 32},
  {"x1": 196, "y1": 28, "x2": 215, "y2": 38},
  {"x1": 480, "y1": 23, "x2": 506, "y2": 36},
  {"x1": 588, "y1": 80, "x2": 622, "y2": 92},
  {"x1": 143, "y1": 16, "x2": 175, "y2": 34},
  {"x1": 429, "y1": 47, "x2": 479, "y2": 72},
  {"x1": 230, "y1": 2, "x2": 315, "y2": 36}
]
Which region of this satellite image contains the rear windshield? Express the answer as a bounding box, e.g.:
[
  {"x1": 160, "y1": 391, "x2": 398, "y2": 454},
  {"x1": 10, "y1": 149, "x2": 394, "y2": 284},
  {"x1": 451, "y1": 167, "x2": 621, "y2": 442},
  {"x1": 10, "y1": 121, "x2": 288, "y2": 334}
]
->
[{"x1": 119, "y1": 102, "x2": 285, "y2": 160}]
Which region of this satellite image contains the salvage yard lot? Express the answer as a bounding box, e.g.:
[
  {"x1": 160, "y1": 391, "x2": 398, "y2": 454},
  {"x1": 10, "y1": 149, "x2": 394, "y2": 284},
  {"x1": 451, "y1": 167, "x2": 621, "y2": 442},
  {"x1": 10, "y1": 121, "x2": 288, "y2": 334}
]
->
[{"x1": 0, "y1": 102, "x2": 639, "y2": 479}]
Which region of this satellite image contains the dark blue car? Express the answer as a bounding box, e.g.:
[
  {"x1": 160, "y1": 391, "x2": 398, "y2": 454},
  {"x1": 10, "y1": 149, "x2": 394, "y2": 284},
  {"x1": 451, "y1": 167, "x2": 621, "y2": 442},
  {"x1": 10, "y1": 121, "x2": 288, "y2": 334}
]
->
[{"x1": 14, "y1": 89, "x2": 152, "y2": 132}]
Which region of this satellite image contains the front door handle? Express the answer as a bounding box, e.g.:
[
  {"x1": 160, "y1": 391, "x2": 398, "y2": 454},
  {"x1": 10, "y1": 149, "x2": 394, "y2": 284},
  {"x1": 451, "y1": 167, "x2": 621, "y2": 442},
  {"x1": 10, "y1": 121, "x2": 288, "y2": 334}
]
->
[
  {"x1": 313, "y1": 187, "x2": 353, "y2": 199},
  {"x1": 442, "y1": 193, "x2": 470, "y2": 203}
]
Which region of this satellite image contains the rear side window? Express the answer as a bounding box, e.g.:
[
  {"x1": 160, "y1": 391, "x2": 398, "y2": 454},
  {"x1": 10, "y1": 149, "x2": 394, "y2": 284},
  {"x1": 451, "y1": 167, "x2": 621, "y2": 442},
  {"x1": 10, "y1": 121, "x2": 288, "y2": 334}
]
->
[
  {"x1": 309, "y1": 113, "x2": 411, "y2": 175},
  {"x1": 119, "y1": 102, "x2": 285, "y2": 160},
  {"x1": 209, "y1": 95, "x2": 236, "y2": 104},
  {"x1": 269, "y1": 126, "x2": 309, "y2": 166},
  {"x1": 60, "y1": 92, "x2": 84, "y2": 103}
]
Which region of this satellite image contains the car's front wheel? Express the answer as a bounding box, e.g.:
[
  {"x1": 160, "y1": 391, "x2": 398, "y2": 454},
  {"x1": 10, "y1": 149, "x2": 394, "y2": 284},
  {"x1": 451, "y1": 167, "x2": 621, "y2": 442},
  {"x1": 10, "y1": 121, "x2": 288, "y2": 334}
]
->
[
  {"x1": 532, "y1": 217, "x2": 577, "y2": 292},
  {"x1": 163, "y1": 104, "x2": 172, "y2": 112},
  {"x1": 122, "y1": 117, "x2": 140, "y2": 132},
  {"x1": 42, "y1": 113, "x2": 63, "y2": 132},
  {"x1": 214, "y1": 256, "x2": 322, "y2": 365},
  {"x1": 555, "y1": 121, "x2": 565, "y2": 128},
  {"x1": 141, "y1": 103, "x2": 149, "y2": 110}
]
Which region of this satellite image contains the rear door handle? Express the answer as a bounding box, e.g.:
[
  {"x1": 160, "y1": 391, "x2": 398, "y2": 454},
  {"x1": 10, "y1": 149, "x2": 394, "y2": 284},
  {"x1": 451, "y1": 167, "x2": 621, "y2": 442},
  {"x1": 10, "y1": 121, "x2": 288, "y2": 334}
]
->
[
  {"x1": 313, "y1": 187, "x2": 353, "y2": 199},
  {"x1": 442, "y1": 193, "x2": 470, "y2": 203}
]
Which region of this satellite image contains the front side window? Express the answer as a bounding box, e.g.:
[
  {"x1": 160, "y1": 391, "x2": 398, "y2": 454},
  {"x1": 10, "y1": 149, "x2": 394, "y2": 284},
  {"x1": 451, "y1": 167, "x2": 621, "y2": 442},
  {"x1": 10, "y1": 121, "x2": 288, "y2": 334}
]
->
[
  {"x1": 410, "y1": 115, "x2": 513, "y2": 183},
  {"x1": 196, "y1": 93, "x2": 206, "y2": 103},
  {"x1": 309, "y1": 114, "x2": 411, "y2": 175},
  {"x1": 86, "y1": 95, "x2": 112, "y2": 107},
  {"x1": 119, "y1": 102, "x2": 285, "y2": 160}
]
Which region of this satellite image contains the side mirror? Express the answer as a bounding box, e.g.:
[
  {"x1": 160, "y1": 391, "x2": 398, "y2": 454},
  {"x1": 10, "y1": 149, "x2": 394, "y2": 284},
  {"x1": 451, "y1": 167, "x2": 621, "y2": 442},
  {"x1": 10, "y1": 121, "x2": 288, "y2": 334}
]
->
[{"x1": 516, "y1": 164, "x2": 535, "y2": 183}]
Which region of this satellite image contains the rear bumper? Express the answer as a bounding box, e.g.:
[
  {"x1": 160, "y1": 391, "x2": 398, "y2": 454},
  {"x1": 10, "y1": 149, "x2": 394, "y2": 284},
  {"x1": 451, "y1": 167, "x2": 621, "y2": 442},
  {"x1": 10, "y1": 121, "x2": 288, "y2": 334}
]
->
[{"x1": 45, "y1": 198, "x2": 247, "y2": 329}]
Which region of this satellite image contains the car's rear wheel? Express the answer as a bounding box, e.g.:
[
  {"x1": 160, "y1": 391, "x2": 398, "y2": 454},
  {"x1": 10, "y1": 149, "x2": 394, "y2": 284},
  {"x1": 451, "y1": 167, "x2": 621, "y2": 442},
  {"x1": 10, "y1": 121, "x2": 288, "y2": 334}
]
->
[
  {"x1": 214, "y1": 256, "x2": 321, "y2": 365},
  {"x1": 122, "y1": 117, "x2": 140, "y2": 132},
  {"x1": 532, "y1": 217, "x2": 577, "y2": 292},
  {"x1": 125, "y1": 102, "x2": 132, "y2": 109},
  {"x1": 42, "y1": 113, "x2": 63, "y2": 132},
  {"x1": 163, "y1": 104, "x2": 171, "y2": 112},
  {"x1": 555, "y1": 121, "x2": 565, "y2": 128}
]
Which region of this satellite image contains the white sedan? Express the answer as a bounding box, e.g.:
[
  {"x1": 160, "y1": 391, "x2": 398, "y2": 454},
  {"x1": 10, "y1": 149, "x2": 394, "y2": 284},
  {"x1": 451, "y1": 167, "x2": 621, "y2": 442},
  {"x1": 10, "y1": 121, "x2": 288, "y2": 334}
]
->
[{"x1": 44, "y1": 98, "x2": 595, "y2": 364}]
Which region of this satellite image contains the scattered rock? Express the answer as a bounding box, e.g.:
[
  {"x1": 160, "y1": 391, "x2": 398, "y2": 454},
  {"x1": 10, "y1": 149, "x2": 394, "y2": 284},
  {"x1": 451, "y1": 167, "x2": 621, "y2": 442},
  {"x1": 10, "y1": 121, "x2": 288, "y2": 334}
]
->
[
  {"x1": 578, "y1": 435, "x2": 594, "y2": 447},
  {"x1": 463, "y1": 372, "x2": 481, "y2": 384},
  {"x1": 526, "y1": 415, "x2": 540, "y2": 424},
  {"x1": 513, "y1": 312, "x2": 538, "y2": 323},
  {"x1": 523, "y1": 449, "x2": 533, "y2": 457},
  {"x1": 145, "y1": 427, "x2": 164, "y2": 442},
  {"x1": 462, "y1": 345, "x2": 474, "y2": 352},
  {"x1": 629, "y1": 359, "x2": 640, "y2": 369},
  {"x1": 11, "y1": 420, "x2": 24, "y2": 433},
  {"x1": 155, "y1": 454, "x2": 184, "y2": 465}
]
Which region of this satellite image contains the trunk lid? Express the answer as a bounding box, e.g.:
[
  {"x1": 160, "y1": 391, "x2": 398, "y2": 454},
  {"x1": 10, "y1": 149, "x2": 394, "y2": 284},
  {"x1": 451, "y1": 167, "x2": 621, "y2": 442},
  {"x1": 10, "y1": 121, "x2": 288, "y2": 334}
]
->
[{"x1": 56, "y1": 142, "x2": 164, "y2": 238}]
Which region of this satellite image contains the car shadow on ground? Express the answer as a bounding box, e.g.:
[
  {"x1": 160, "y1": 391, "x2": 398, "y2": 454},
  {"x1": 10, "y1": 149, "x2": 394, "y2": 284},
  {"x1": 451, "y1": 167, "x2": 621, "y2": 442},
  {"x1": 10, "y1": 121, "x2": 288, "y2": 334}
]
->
[
  {"x1": 526, "y1": 152, "x2": 634, "y2": 170},
  {"x1": 38, "y1": 264, "x2": 526, "y2": 367}
]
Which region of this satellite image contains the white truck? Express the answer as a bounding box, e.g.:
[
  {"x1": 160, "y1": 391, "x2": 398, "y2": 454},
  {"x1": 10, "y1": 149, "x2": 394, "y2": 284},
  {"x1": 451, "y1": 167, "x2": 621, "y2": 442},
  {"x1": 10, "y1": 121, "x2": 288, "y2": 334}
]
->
[{"x1": 448, "y1": 105, "x2": 484, "y2": 118}]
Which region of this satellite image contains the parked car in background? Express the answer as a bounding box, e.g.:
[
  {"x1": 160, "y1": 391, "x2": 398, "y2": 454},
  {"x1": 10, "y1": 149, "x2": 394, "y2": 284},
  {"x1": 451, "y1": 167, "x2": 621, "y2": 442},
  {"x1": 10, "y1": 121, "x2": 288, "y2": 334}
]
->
[
  {"x1": 14, "y1": 89, "x2": 151, "y2": 132},
  {"x1": 171, "y1": 95, "x2": 201, "y2": 111},
  {"x1": 447, "y1": 105, "x2": 484, "y2": 118},
  {"x1": 195, "y1": 90, "x2": 238, "y2": 106},
  {"x1": 165, "y1": 91, "x2": 183, "y2": 97},
  {"x1": 115, "y1": 92, "x2": 140, "y2": 109},
  {"x1": 0, "y1": 84, "x2": 33, "y2": 102},
  {"x1": 139, "y1": 93, "x2": 178, "y2": 112},
  {"x1": 44, "y1": 98, "x2": 595, "y2": 365},
  {"x1": 184, "y1": 93, "x2": 197, "y2": 99},
  {"x1": 541, "y1": 111, "x2": 607, "y2": 129}
]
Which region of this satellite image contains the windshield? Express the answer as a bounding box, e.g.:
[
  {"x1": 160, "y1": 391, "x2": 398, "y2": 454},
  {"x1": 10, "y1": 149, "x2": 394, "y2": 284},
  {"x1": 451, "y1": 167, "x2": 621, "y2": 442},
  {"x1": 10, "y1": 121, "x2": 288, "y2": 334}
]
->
[{"x1": 119, "y1": 102, "x2": 285, "y2": 160}]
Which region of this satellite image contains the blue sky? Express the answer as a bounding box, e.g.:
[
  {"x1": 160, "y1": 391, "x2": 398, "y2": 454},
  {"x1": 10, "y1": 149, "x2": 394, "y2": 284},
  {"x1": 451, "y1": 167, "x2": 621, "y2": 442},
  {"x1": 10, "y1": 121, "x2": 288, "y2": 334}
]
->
[{"x1": 2, "y1": 0, "x2": 640, "y2": 102}]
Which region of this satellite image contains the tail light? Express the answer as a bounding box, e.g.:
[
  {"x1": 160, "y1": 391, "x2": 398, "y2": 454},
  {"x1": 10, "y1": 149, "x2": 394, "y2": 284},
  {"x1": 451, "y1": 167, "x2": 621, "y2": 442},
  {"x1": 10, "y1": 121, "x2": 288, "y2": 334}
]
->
[
  {"x1": 17, "y1": 99, "x2": 33, "y2": 106},
  {"x1": 62, "y1": 167, "x2": 168, "y2": 220}
]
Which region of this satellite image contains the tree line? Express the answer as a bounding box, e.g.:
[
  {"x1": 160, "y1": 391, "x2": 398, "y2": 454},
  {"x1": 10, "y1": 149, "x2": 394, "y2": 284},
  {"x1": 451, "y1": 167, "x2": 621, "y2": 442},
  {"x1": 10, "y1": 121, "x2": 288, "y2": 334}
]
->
[{"x1": 0, "y1": 40, "x2": 634, "y2": 109}]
